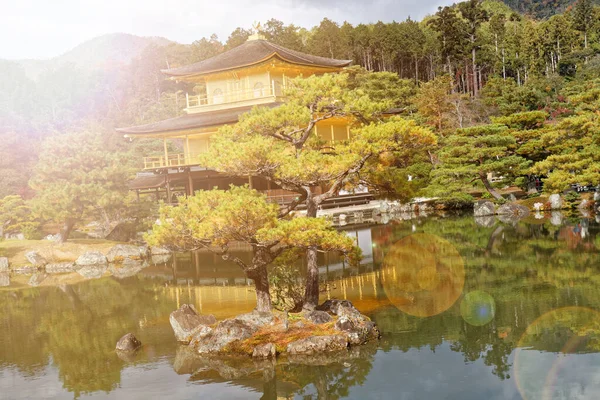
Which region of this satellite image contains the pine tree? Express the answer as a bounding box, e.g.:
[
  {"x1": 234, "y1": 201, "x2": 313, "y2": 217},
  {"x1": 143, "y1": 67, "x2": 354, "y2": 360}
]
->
[
  {"x1": 146, "y1": 186, "x2": 358, "y2": 312},
  {"x1": 458, "y1": 0, "x2": 489, "y2": 96},
  {"x1": 432, "y1": 124, "x2": 530, "y2": 200},
  {"x1": 200, "y1": 71, "x2": 436, "y2": 309},
  {"x1": 29, "y1": 129, "x2": 130, "y2": 243},
  {"x1": 573, "y1": 0, "x2": 594, "y2": 49}
]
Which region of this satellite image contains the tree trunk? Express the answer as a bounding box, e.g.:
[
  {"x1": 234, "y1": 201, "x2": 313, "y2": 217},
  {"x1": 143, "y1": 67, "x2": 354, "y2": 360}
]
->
[
  {"x1": 303, "y1": 197, "x2": 320, "y2": 311},
  {"x1": 414, "y1": 57, "x2": 419, "y2": 84},
  {"x1": 479, "y1": 172, "x2": 503, "y2": 201},
  {"x1": 58, "y1": 218, "x2": 77, "y2": 244},
  {"x1": 471, "y1": 36, "x2": 478, "y2": 97},
  {"x1": 248, "y1": 264, "x2": 272, "y2": 313},
  {"x1": 502, "y1": 47, "x2": 506, "y2": 80}
]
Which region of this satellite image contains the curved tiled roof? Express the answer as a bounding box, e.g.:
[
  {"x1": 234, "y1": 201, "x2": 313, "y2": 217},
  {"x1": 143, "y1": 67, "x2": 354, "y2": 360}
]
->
[
  {"x1": 162, "y1": 39, "x2": 352, "y2": 78},
  {"x1": 116, "y1": 103, "x2": 282, "y2": 135}
]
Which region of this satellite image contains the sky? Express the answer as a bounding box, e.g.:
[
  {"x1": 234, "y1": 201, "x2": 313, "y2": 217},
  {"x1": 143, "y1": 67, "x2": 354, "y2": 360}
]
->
[{"x1": 1, "y1": 0, "x2": 451, "y2": 60}]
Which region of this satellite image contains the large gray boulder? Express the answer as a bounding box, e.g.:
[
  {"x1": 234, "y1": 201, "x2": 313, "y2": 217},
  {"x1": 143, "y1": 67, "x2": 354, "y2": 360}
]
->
[
  {"x1": 0, "y1": 273, "x2": 9, "y2": 287},
  {"x1": 474, "y1": 200, "x2": 496, "y2": 217},
  {"x1": 45, "y1": 262, "x2": 76, "y2": 274},
  {"x1": 194, "y1": 318, "x2": 258, "y2": 354},
  {"x1": 318, "y1": 299, "x2": 380, "y2": 345},
  {"x1": 316, "y1": 299, "x2": 354, "y2": 315},
  {"x1": 304, "y1": 310, "x2": 332, "y2": 325},
  {"x1": 252, "y1": 343, "x2": 276, "y2": 358},
  {"x1": 75, "y1": 251, "x2": 107, "y2": 266},
  {"x1": 25, "y1": 251, "x2": 47, "y2": 267},
  {"x1": 286, "y1": 335, "x2": 348, "y2": 355},
  {"x1": 77, "y1": 265, "x2": 107, "y2": 279},
  {"x1": 549, "y1": 194, "x2": 563, "y2": 210},
  {"x1": 106, "y1": 244, "x2": 148, "y2": 263},
  {"x1": 234, "y1": 311, "x2": 274, "y2": 328},
  {"x1": 116, "y1": 333, "x2": 142, "y2": 352},
  {"x1": 170, "y1": 304, "x2": 217, "y2": 343},
  {"x1": 0, "y1": 257, "x2": 9, "y2": 272}
]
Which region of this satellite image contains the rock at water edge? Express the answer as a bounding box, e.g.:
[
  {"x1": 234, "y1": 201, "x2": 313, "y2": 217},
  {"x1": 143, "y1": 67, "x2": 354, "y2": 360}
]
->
[
  {"x1": 474, "y1": 200, "x2": 496, "y2": 217},
  {"x1": 253, "y1": 343, "x2": 277, "y2": 358},
  {"x1": 304, "y1": 310, "x2": 332, "y2": 325},
  {"x1": 75, "y1": 251, "x2": 108, "y2": 266},
  {"x1": 287, "y1": 335, "x2": 348, "y2": 355},
  {"x1": 194, "y1": 319, "x2": 258, "y2": 354},
  {"x1": 25, "y1": 251, "x2": 47, "y2": 267},
  {"x1": 549, "y1": 194, "x2": 563, "y2": 210},
  {"x1": 0, "y1": 257, "x2": 8, "y2": 272},
  {"x1": 45, "y1": 262, "x2": 76, "y2": 274},
  {"x1": 116, "y1": 333, "x2": 142, "y2": 352},
  {"x1": 170, "y1": 304, "x2": 217, "y2": 343},
  {"x1": 106, "y1": 244, "x2": 148, "y2": 263}
]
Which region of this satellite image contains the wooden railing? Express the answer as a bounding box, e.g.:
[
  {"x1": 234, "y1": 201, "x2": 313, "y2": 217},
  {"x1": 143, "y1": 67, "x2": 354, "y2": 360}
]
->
[
  {"x1": 186, "y1": 81, "x2": 285, "y2": 109},
  {"x1": 143, "y1": 153, "x2": 197, "y2": 169}
]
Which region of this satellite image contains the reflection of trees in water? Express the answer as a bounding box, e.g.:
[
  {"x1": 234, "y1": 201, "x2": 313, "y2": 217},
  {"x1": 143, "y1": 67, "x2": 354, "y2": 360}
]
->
[
  {"x1": 0, "y1": 276, "x2": 177, "y2": 398},
  {"x1": 0, "y1": 290, "x2": 49, "y2": 376},
  {"x1": 370, "y1": 215, "x2": 600, "y2": 382},
  {"x1": 176, "y1": 344, "x2": 378, "y2": 399},
  {"x1": 3, "y1": 215, "x2": 600, "y2": 396}
]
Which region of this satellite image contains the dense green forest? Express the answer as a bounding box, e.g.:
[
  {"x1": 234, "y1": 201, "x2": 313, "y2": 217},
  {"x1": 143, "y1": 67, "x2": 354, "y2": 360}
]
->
[
  {"x1": 1, "y1": 0, "x2": 599, "y2": 239},
  {"x1": 501, "y1": 0, "x2": 600, "y2": 19}
]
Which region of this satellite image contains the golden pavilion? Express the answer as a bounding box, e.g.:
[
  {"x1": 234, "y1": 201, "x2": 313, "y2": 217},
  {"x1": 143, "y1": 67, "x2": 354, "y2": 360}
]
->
[{"x1": 117, "y1": 31, "x2": 353, "y2": 203}]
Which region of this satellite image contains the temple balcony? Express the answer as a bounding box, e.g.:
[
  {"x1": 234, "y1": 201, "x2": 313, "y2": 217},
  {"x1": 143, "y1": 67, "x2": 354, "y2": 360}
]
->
[
  {"x1": 185, "y1": 81, "x2": 285, "y2": 114},
  {"x1": 143, "y1": 153, "x2": 200, "y2": 169}
]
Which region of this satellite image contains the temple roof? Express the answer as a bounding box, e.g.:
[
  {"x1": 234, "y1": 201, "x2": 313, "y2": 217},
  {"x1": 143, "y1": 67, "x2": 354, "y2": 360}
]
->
[
  {"x1": 161, "y1": 39, "x2": 352, "y2": 78},
  {"x1": 116, "y1": 103, "x2": 282, "y2": 135}
]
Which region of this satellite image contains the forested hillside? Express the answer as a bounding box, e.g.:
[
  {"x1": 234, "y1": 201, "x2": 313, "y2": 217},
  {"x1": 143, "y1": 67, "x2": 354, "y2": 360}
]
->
[{"x1": 502, "y1": 0, "x2": 577, "y2": 19}]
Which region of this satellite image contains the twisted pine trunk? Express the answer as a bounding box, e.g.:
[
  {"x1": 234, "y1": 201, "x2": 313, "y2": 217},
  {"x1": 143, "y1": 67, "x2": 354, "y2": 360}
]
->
[
  {"x1": 58, "y1": 218, "x2": 78, "y2": 244},
  {"x1": 248, "y1": 264, "x2": 272, "y2": 313},
  {"x1": 303, "y1": 197, "x2": 320, "y2": 311},
  {"x1": 248, "y1": 248, "x2": 273, "y2": 313}
]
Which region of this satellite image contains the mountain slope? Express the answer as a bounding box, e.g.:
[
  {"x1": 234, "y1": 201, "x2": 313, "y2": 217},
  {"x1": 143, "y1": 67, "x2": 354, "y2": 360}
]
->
[{"x1": 6, "y1": 33, "x2": 172, "y2": 81}]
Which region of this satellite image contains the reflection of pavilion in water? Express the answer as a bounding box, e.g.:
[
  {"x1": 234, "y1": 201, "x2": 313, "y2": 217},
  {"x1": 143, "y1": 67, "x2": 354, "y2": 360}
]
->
[
  {"x1": 148, "y1": 226, "x2": 395, "y2": 318},
  {"x1": 144, "y1": 225, "x2": 381, "y2": 286}
]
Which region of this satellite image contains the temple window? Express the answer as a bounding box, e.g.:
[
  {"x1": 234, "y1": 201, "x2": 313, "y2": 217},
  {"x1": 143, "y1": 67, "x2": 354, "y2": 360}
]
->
[
  {"x1": 213, "y1": 88, "x2": 224, "y2": 104},
  {"x1": 253, "y1": 82, "x2": 265, "y2": 98}
]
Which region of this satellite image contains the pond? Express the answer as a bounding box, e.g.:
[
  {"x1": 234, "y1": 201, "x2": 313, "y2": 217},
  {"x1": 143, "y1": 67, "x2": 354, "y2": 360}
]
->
[{"x1": 2, "y1": 213, "x2": 600, "y2": 399}]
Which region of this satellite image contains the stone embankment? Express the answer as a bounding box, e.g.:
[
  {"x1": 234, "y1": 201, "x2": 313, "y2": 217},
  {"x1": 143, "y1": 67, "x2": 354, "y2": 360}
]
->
[
  {"x1": 0, "y1": 245, "x2": 172, "y2": 287},
  {"x1": 168, "y1": 299, "x2": 380, "y2": 358}
]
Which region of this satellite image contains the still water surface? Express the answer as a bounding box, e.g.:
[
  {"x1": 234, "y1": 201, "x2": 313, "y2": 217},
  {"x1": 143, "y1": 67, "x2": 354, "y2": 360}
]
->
[{"x1": 2, "y1": 214, "x2": 600, "y2": 399}]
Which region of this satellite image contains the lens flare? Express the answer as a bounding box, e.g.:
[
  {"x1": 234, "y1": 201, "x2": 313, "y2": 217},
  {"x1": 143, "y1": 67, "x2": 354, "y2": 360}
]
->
[
  {"x1": 514, "y1": 307, "x2": 600, "y2": 400},
  {"x1": 460, "y1": 291, "x2": 496, "y2": 326},
  {"x1": 382, "y1": 233, "x2": 464, "y2": 318}
]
